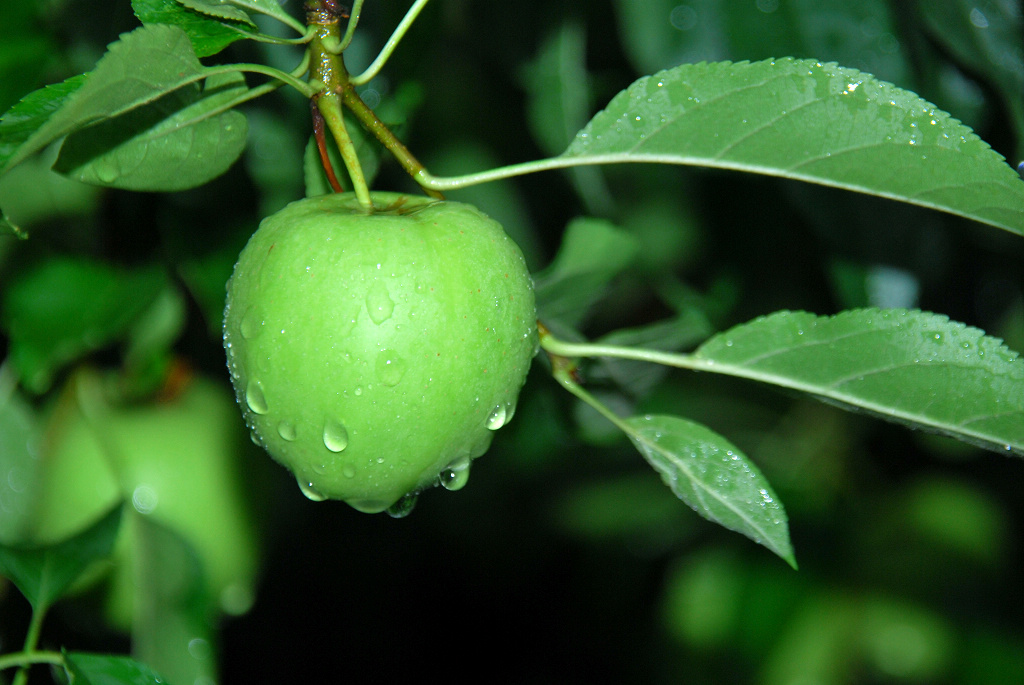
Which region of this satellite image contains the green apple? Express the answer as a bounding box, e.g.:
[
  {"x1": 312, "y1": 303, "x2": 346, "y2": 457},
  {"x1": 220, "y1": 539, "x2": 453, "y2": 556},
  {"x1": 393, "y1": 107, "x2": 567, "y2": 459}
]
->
[
  {"x1": 223, "y1": 192, "x2": 537, "y2": 513},
  {"x1": 29, "y1": 374, "x2": 260, "y2": 626}
]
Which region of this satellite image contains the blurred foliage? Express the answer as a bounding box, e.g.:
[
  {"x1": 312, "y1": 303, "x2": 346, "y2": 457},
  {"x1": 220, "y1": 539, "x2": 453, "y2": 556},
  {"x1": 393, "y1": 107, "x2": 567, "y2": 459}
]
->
[{"x1": 1, "y1": 1, "x2": 1022, "y2": 684}]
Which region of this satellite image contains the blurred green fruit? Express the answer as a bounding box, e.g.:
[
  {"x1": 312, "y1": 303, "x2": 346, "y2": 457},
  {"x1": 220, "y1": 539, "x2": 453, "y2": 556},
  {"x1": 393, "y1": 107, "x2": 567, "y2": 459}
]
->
[
  {"x1": 223, "y1": 192, "x2": 536, "y2": 513},
  {"x1": 28, "y1": 373, "x2": 260, "y2": 626}
]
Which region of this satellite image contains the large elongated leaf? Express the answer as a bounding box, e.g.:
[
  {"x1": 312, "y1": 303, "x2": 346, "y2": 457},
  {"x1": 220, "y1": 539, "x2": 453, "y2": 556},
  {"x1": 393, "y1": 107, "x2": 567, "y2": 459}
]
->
[
  {"x1": 624, "y1": 414, "x2": 794, "y2": 566},
  {"x1": 2, "y1": 24, "x2": 213, "y2": 174},
  {"x1": 561, "y1": 58, "x2": 1024, "y2": 236},
  {"x1": 694, "y1": 309, "x2": 1024, "y2": 455}
]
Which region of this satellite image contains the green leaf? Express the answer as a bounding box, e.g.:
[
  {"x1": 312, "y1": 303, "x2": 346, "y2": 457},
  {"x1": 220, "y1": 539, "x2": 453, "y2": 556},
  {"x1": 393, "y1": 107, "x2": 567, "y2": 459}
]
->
[
  {"x1": 64, "y1": 652, "x2": 166, "y2": 685},
  {"x1": 0, "y1": 382, "x2": 39, "y2": 544},
  {"x1": 534, "y1": 217, "x2": 641, "y2": 328},
  {"x1": 595, "y1": 312, "x2": 712, "y2": 398},
  {"x1": 2, "y1": 24, "x2": 214, "y2": 174},
  {"x1": 624, "y1": 414, "x2": 795, "y2": 566},
  {"x1": 561, "y1": 58, "x2": 1024, "y2": 236},
  {"x1": 521, "y1": 23, "x2": 592, "y2": 157},
  {"x1": 917, "y1": 0, "x2": 1024, "y2": 146},
  {"x1": 615, "y1": 0, "x2": 908, "y2": 86},
  {"x1": 694, "y1": 309, "x2": 1024, "y2": 456},
  {"x1": 1, "y1": 257, "x2": 168, "y2": 392},
  {"x1": 0, "y1": 74, "x2": 87, "y2": 170},
  {"x1": 225, "y1": 0, "x2": 302, "y2": 31},
  {"x1": 175, "y1": 0, "x2": 255, "y2": 26},
  {"x1": 128, "y1": 514, "x2": 220, "y2": 685},
  {"x1": 1, "y1": 210, "x2": 26, "y2": 238},
  {"x1": 54, "y1": 71, "x2": 249, "y2": 191},
  {"x1": 0, "y1": 506, "x2": 121, "y2": 610},
  {"x1": 132, "y1": 0, "x2": 247, "y2": 58},
  {"x1": 521, "y1": 23, "x2": 611, "y2": 214}
]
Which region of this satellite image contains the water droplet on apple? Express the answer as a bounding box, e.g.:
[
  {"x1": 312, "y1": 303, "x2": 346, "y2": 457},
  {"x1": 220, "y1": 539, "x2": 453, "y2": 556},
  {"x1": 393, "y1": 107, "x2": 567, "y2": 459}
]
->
[
  {"x1": 246, "y1": 380, "x2": 269, "y2": 414},
  {"x1": 386, "y1": 492, "x2": 418, "y2": 518},
  {"x1": 486, "y1": 403, "x2": 508, "y2": 430},
  {"x1": 277, "y1": 420, "x2": 297, "y2": 441},
  {"x1": 376, "y1": 349, "x2": 408, "y2": 386},
  {"x1": 439, "y1": 455, "x2": 471, "y2": 491},
  {"x1": 297, "y1": 479, "x2": 327, "y2": 501},
  {"x1": 240, "y1": 307, "x2": 263, "y2": 339},
  {"x1": 342, "y1": 464, "x2": 357, "y2": 478},
  {"x1": 323, "y1": 418, "x2": 349, "y2": 452},
  {"x1": 366, "y1": 281, "x2": 395, "y2": 324}
]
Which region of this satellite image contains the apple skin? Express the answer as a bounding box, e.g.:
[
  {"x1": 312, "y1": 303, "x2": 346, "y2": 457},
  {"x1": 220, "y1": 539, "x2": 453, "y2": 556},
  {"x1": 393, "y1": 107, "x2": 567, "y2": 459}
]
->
[{"x1": 223, "y1": 192, "x2": 537, "y2": 512}]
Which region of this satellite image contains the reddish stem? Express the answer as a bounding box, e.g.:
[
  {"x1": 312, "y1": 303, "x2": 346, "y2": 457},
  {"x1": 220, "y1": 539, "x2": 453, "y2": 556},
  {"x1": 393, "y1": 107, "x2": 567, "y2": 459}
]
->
[{"x1": 311, "y1": 98, "x2": 344, "y2": 193}]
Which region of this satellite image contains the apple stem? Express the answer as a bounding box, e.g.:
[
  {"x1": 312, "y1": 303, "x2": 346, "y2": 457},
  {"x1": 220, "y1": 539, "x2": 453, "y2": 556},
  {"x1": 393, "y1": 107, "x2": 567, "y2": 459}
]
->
[
  {"x1": 341, "y1": 88, "x2": 444, "y2": 200},
  {"x1": 311, "y1": 99, "x2": 345, "y2": 193},
  {"x1": 306, "y1": 1, "x2": 372, "y2": 210}
]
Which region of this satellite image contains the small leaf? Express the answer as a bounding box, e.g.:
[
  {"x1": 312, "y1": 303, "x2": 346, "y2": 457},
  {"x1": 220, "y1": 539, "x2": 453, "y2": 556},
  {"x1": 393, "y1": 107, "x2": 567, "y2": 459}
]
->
[
  {"x1": 694, "y1": 308, "x2": 1024, "y2": 456},
  {"x1": 595, "y1": 312, "x2": 712, "y2": 398},
  {"x1": 64, "y1": 652, "x2": 166, "y2": 685},
  {"x1": 624, "y1": 414, "x2": 795, "y2": 566},
  {"x1": 2, "y1": 25, "x2": 209, "y2": 174},
  {"x1": 534, "y1": 217, "x2": 640, "y2": 327},
  {"x1": 0, "y1": 74, "x2": 87, "y2": 169},
  {"x1": 562, "y1": 58, "x2": 1024, "y2": 236},
  {"x1": 54, "y1": 71, "x2": 249, "y2": 191},
  {"x1": 226, "y1": 0, "x2": 302, "y2": 30},
  {"x1": 175, "y1": 0, "x2": 255, "y2": 26},
  {"x1": 0, "y1": 506, "x2": 121, "y2": 610},
  {"x1": 132, "y1": 0, "x2": 246, "y2": 58},
  {"x1": 1, "y1": 257, "x2": 168, "y2": 392}
]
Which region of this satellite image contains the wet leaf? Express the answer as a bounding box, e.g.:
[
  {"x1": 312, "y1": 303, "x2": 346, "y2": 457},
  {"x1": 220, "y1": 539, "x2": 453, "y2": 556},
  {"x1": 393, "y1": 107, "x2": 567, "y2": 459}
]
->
[
  {"x1": 562, "y1": 58, "x2": 1024, "y2": 236},
  {"x1": 624, "y1": 414, "x2": 795, "y2": 566},
  {"x1": 54, "y1": 71, "x2": 249, "y2": 191},
  {"x1": 695, "y1": 308, "x2": 1024, "y2": 455},
  {"x1": 2, "y1": 25, "x2": 219, "y2": 174}
]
